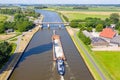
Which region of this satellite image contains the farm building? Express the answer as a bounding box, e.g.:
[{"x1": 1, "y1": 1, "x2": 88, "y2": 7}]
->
[
  {"x1": 110, "y1": 35, "x2": 120, "y2": 47},
  {"x1": 91, "y1": 37, "x2": 109, "y2": 47},
  {"x1": 82, "y1": 30, "x2": 93, "y2": 39},
  {"x1": 99, "y1": 28, "x2": 116, "y2": 39}
]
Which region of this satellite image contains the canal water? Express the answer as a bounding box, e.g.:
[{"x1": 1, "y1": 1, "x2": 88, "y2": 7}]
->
[{"x1": 9, "y1": 10, "x2": 94, "y2": 80}]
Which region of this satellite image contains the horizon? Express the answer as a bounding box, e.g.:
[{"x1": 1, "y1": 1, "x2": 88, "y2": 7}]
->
[
  {"x1": 0, "y1": 0, "x2": 120, "y2": 4},
  {"x1": 0, "y1": 3, "x2": 120, "y2": 5}
]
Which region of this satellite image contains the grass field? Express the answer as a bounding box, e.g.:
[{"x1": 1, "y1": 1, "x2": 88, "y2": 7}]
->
[
  {"x1": 59, "y1": 11, "x2": 120, "y2": 21},
  {"x1": 94, "y1": 51, "x2": 120, "y2": 80},
  {"x1": 0, "y1": 14, "x2": 7, "y2": 22}
]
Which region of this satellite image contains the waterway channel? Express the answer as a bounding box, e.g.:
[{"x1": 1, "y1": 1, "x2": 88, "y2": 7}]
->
[{"x1": 9, "y1": 10, "x2": 94, "y2": 80}]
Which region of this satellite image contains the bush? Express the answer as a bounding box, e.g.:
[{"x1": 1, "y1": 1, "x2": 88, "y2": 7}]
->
[
  {"x1": 70, "y1": 22, "x2": 78, "y2": 28},
  {"x1": 78, "y1": 31, "x2": 91, "y2": 45},
  {"x1": 62, "y1": 15, "x2": 69, "y2": 22},
  {"x1": 96, "y1": 24, "x2": 103, "y2": 32},
  {"x1": 86, "y1": 27, "x2": 92, "y2": 32},
  {"x1": 0, "y1": 42, "x2": 13, "y2": 68}
]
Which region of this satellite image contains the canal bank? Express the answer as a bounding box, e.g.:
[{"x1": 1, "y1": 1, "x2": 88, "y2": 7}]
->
[{"x1": 0, "y1": 15, "x2": 43, "y2": 80}]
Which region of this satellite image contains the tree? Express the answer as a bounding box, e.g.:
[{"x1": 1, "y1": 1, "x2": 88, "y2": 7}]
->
[
  {"x1": 0, "y1": 42, "x2": 13, "y2": 67},
  {"x1": 110, "y1": 13, "x2": 119, "y2": 24},
  {"x1": 78, "y1": 24, "x2": 82, "y2": 28},
  {"x1": 78, "y1": 31, "x2": 91, "y2": 45},
  {"x1": 70, "y1": 22, "x2": 78, "y2": 28},
  {"x1": 87, "y1": 27, "x2": 93, "y2": 32},
  {"x1": 104, "y1": 18, "x2": 111, "y2": 26},
  {"x1": 96, "y1": 24, "x2": 103, "y2": 32},
  {"x1": 116, "y1": 22, "x2": 120, "y2": 30},
  {"x1": 0, "y1": 23, "x2": 5, "y2": 33},
  {"x1": 118, "y1": 27, "x2": 120, "y2": 35}
]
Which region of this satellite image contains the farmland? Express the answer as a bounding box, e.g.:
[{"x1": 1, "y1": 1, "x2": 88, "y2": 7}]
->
[
  {"x1": 59, "y1": 11, "x2": 120, "y2": 21},
  {"x1": 94, "y1": 51, "x2": 120, "y2": 80}
]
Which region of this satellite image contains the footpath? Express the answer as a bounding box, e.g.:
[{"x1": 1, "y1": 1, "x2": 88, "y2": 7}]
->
[{"x1": 0, "y1": 16, "x2": 43, "y2": 80}]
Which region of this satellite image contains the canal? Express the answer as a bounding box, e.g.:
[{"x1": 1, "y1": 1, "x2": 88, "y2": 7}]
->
[{"x1": 9, "y1": 10, "x2": 94, "y2": 80}]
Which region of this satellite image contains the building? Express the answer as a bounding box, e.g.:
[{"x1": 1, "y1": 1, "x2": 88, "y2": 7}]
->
[
  {"x1": 5, "y1": 29, "x2": 14, "y2": 34},
  {"x1": 91, "y1": 37, "x2": 109, "y2": 47},
  {"x1": 99, "y1": 28, "x2": 116, "y2": 39},
  {"x1": 82, "y1": 30, "x2": 93, "y2": 39},
  {"x1": 110, "y1": 35, "x2": 120, "y2": 47}
]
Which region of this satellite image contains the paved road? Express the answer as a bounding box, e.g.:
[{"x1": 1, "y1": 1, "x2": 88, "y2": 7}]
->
[{"x1": 74, "y1": 33, "x2": 106, "y2": 80}]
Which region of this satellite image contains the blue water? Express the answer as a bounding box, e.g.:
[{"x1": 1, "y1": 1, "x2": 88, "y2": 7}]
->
[{"x1": 36, "y1": 10, "x2": 64, "y2": 29}]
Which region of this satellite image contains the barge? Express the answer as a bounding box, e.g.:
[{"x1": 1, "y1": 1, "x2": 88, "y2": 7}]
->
[{"x1": 52, "y1": 30, "x2": 66, "y2": 75}]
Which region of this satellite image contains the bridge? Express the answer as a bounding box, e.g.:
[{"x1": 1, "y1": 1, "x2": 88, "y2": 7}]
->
[
  {"x1": 34, "y1": 21, "x2": 70, "y2": 26},
  {"x1": 38, "y1": 22, "x2": 69, "y2": 24}
]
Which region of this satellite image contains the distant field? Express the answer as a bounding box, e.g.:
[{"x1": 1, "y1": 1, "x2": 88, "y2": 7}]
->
[
  {"x1": 0, "y1": 14, "x2": 7, "y2": 22},
  {"x1": 59, "y1": 11, "x2": 120, "y2": 21},
  {"x1": 94, "y1": 51, "x2": 120, "y2": 80},
  {"x1": 89, "y1": 7, "x2": 120, "y2": 12}
]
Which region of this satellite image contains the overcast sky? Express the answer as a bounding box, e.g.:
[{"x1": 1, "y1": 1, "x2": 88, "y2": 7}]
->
[{"x1": 0, "y1": 0, "x2": 120, "y2": 4}]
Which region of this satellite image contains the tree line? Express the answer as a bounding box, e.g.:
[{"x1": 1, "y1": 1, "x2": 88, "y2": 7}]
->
[
  {"x1": 0, "y1": 8, "x2": 41, "y2": 33},
  {"x1": 0, "y1": 42, "x2": 14, "y2": 68},
  {"x1": 70, "y1": 13, "x2": 120, "y2": 32},
  {"x1": 0, "y1": 8, "x2": 22, "y2": 15},
  {"x1": 73, "y1": 6, "x2": 89, "y2": 10}
]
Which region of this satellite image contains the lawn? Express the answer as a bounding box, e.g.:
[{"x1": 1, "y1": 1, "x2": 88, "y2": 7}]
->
[
  {"x1": 94, "y1": 51, "x2": 120, "y2": 80},
  {"x1": 0, "y1": 14, "x2": 7, "y2": 22},
  {"x1": 59, "y1": 11, "x2": 120, "y2": 21}
]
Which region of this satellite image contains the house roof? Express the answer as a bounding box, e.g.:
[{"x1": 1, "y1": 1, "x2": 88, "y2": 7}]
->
[
  {"x1": 110, "y1": 35, "x2": 120, "y2": 45},
  {"x1": 99, "y1": 28, "x2": 116, "y2": 39},
  {"x1": 92, "y1": 37, "x2": 108, "y2": 43},
  {"x1": 91, "y1": 37, "x2": 109, "y2": 46},
  {"x1": 82, "y1": 30, "x2": 93, "y2": 39}
]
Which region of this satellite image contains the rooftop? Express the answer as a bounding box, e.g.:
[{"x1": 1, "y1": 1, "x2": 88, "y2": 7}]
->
[{"x1": 99, "y1": 28, "x2": 116, "y2": 39}]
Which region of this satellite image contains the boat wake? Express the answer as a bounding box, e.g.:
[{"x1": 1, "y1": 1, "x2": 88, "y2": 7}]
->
[{"x1": 60, "y1": 75, "x2": 64, "y2": 80}]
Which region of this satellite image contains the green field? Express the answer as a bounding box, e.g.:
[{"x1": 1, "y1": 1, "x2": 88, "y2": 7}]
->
[
  {"x1": 94, "y1": 51, "x2": 120, "y2": 80},
  {"x1": 0, "y1": 14, "x2": 7, "y2": 22},
  {"x1": 59, "y1": 11, "x2": 110, "y2": 21}
]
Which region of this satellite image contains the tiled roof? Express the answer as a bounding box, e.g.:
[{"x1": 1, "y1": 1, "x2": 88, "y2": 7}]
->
[{"x1": 100, "y1": 28, "x2": 116, "y2": 39}]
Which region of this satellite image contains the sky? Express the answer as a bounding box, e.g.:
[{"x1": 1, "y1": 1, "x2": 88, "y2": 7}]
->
[{"x1": 0, "y1": 0, "x2": 120, "y2": 4}]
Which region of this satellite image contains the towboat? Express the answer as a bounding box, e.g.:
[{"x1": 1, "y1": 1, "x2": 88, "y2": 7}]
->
[{"x1": 56, "y1": 59, "x2": 65, "y2": 75}]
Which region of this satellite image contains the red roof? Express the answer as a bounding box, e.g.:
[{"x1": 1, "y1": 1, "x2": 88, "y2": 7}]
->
[{"x1": 100, "y1": 28, "x2": 116, "y2": 39}]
